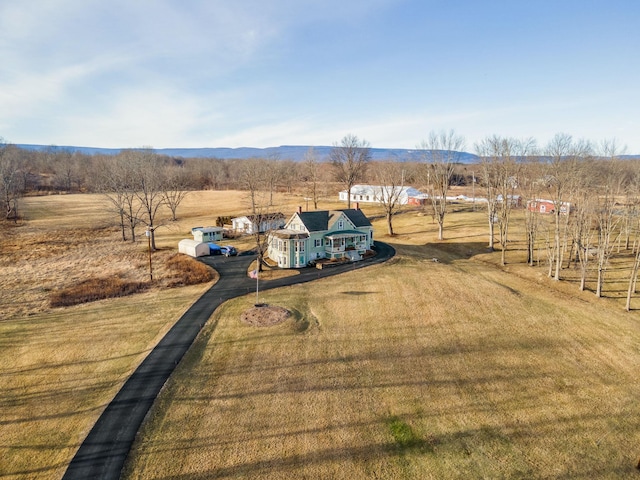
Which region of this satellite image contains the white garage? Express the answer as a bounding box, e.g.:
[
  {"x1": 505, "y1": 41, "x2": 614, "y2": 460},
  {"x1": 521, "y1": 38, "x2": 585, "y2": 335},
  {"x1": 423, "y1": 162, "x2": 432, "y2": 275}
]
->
[{"x1": 178, "y1": 239, "x2": 209, "y2": 258}]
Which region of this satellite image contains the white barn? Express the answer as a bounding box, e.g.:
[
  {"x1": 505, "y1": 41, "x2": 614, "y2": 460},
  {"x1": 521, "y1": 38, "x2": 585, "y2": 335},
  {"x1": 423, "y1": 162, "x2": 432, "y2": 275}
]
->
[
  {"x1": 178, "y1": 239, "x2": 210, "y2": 257},
  {"x1": 338, "y1": 185, "x2": 426, "y2": 205}
]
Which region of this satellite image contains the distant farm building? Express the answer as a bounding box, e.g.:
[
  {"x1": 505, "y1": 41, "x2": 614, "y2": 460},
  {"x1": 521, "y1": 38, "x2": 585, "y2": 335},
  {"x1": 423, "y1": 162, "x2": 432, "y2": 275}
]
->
[
  {"x1": 191, "y1": 226, "x2": 223, "y2": 243},
  {"x1": 231, "y1": 213, "x2": 286, "y2": 235},
  {"x1": 497, "y1": 194, "x2": 523, "y2": 207},
  {"x1": 338, "y1": 185, "x2": 427, "y2": 205},
  {"x1": 527, "y1": 199, "x2": 572, "y2": 215}
]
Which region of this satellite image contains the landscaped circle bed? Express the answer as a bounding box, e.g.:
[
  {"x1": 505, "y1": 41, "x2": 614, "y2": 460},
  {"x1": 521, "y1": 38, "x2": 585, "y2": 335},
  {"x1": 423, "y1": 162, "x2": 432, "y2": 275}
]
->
[{"x1": 240, "y1": 304, "x2": 291, "y2": 327}]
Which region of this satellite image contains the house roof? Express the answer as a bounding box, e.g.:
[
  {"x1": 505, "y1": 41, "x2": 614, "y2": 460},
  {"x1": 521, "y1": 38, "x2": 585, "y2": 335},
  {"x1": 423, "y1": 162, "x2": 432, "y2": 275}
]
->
[
  {"x1": 193, "y1": 226, "x2": 223, "y2": 232},
  {"x1": 297, "y1": 211, "x2": 329, "y2": 232},
  {"x1": 296, "y1": 209, "x2": 371, "y2": 232},
  {"x1": 233, "y1": 213, "x2": 285, "y2": 222},
  {"x1": 341, "y1": 209, "x2": 372, "y2": 227},
  {"x1": 271, "y1": 229, "x2": 309, "y2": 240},
  {"x1": 325, "y1": 230, "x2": 369, "y2": 239}
]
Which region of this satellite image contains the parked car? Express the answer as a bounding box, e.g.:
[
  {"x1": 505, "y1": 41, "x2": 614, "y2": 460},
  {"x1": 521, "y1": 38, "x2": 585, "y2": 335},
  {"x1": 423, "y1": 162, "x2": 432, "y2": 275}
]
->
[
  {"x1": 221, "y1": 245, "x2": 238, "y2": 257},
  {"x1": 208, "y1": 243, "x2": 222, "y2": 255}
]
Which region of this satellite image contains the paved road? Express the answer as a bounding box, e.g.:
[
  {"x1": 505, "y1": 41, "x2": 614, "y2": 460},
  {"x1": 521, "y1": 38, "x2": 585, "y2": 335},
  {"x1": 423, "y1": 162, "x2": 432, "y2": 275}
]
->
[{"x1": 62, "y1": 241, "x2": 395, "y2": 480}]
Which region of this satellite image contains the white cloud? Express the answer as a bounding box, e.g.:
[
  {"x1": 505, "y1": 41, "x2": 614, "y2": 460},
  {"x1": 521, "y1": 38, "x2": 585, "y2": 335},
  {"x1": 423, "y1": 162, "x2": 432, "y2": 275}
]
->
[{"x1": 2, "y1": 1, "x2": 639, "y2": 153}]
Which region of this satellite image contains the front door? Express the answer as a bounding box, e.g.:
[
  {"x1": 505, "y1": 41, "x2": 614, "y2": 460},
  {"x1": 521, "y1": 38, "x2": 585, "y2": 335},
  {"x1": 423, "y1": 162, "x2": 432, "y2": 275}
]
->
[{"x1": 295, "y1": 240, "x2": 305, "y2": 267}]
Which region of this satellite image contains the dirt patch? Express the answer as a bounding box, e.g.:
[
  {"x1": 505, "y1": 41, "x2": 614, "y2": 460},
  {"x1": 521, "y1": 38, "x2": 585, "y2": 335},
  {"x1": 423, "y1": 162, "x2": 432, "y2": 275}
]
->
[{"x1": 241, "y1": 305, "x2": 291, "y2": 327}]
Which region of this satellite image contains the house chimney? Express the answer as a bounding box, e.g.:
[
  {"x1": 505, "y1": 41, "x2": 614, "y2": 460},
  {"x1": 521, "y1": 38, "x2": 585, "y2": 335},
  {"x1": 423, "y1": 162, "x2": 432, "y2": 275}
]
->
[
  {"x1": 355, "y1": 202, "x2": 360, "y2": 210},
  {"x1": 297, "y1": 205, "x2": 302, "y2": 214}
]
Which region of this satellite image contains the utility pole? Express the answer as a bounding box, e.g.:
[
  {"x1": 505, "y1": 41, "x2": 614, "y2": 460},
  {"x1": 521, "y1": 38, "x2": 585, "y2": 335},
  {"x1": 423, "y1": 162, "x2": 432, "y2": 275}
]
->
[
  {"x1": 472, "y1": 171, "x2": 476, "y2": 211},
  {"x1": 145, "y1": 227, "x2": 153, "y2": 281}
]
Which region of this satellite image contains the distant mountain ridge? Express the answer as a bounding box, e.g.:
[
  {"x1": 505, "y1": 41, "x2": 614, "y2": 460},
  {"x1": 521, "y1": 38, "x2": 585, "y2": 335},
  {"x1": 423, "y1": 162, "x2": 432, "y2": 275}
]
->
[
  {"x1": 16, "y1": 144, "x2": 480, "y2": 163},
  {"x1": 15, "y1": 143, "x2": 640, "y2": 163}
]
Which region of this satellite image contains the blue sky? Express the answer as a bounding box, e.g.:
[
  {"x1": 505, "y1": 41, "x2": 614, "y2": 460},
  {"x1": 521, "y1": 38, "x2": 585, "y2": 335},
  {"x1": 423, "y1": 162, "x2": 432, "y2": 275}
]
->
[{"x1": 1, "y1": 0, "x2": 639, "y2": 152}]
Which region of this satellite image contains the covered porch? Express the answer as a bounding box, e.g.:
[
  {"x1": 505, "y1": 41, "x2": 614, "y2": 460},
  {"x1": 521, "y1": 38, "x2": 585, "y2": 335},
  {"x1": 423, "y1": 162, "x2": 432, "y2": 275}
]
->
[{"x1": 324, "y1": 230, "x2": 369, "y2": 261}]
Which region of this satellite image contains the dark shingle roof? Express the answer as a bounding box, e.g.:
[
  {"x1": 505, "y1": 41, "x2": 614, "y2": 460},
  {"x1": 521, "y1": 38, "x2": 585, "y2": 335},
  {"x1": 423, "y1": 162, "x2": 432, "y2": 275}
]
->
[
  {"x1": 342, "y1": 209, "x2": 372, "y2": 227},
  {"x1": 271, "y1": 229, "x2": 309, "y2": 240},
  {"x1": 297, "y1": 209, "x2": 371, "y2": 232},
  {"x1": 297, "y1": 211, "x2": 329, "y2": 232},
  {"x1": 243, "y1": 212, "x2": 285, "y2": 222}
]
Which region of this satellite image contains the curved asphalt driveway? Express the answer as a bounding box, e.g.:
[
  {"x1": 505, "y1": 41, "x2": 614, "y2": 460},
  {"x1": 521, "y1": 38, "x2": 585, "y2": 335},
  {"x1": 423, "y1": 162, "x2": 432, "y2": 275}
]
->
[{"x1": 62, "y1": 241, "x2": 395, "y2": 480}]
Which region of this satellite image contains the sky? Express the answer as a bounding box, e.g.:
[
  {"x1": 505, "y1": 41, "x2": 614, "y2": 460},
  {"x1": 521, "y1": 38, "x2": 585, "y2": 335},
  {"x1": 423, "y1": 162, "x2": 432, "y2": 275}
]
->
[{"x1": 1, "y1": 0, "x2": 640, "y2": 153}]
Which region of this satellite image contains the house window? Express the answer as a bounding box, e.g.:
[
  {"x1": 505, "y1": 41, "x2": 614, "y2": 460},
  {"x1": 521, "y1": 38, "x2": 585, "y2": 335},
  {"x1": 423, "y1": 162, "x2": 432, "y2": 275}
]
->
[
  {"x1": 314, "y1": 238, "x2": 322, "y2": 248},
  {"x1": 283, "y1": 241, "x2": 287, "y2": 252},
  {"x1": 338, "y1": 220, "x2": 344, "y2": 229},
  {"x1": 296, "y1": 241, "x2": 305, "y2": 252},
  {"x1": 366, "y1": 195, "x2": 370, "y2": 201}
]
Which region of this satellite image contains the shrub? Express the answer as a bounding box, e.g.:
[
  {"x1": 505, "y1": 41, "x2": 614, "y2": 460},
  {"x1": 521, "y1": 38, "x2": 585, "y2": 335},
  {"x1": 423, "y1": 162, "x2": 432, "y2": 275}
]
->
[
  {"x1": 165, "y1": 254, "x2": 215, "y2": 287},
  {"x1": 216, "y1": 216, "x2": 232, "y2": 227},
  {"x1": 50, "y1": 277, "x2": 149, "y2": 307}
]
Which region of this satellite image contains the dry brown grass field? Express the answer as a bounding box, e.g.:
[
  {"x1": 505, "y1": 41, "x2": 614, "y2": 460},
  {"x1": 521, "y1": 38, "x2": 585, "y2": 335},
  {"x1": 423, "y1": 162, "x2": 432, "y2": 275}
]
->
[
  {"x1": 123, "y1": 198, "x2": 640, "y2": 479},
  {"x1": 0, "y1": 190, "x2": 308, "y2": 479},
  {"x1": 3, "y1": 189, "x2": 640, "y2": 479}
]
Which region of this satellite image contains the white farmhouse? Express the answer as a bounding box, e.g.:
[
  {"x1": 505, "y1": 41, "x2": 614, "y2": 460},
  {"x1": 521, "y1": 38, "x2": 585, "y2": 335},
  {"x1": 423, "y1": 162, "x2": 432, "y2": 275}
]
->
[{"x1": 267, "y1": 206, "x2": 374, "y2": 268}]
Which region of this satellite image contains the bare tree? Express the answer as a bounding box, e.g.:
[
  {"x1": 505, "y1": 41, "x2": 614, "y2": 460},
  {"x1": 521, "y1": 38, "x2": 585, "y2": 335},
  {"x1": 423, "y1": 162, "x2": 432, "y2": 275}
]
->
[
  {"x1": 53, "y1": 149, "x2": 79, "y2": 192},
  {"x1": 518, "y1": 159, "x2": 543, "y2": 266},
  {"x1": 264, "y1": 154, "x2": 282, "y2": 206},
  {"x1": 476, "y1": 137, "x2": 501, "y2": 251},
  {"x1": 279, "y1": 160, "x2": 299, "y2": 195},
  {"x1": 128, "y1": 149, "x2": 167, "y2": 250},
  {"x1": 542, "y1": 133, "x2": 591, "y2": 280},
  {"x1": 593, "y1": 140, "x2": 626, "y2": 297},
  {"x1": 97, "y1": 153, "x2": 144, "y2": 242},
  {"x1": 162, "y1": 165, "x2": 191, "y2": 221},
  {"x1": 238, "y1": 158, "x2": 269, "y2": 214},
  {"x1": 569, "y1": 174, "x2": 596, "y2": 290},
  {"x1": 302, "y1": 147, "x2": 322, "y2": 210},
  {"x1": 477, "y1": 136, "x2": 534, "y2": 264},
  {"x1": 418, "y1": 130, "x2": 466, "y2": 240},
  {"x1": 497, "y1": 138, "x2": 534, "y2": 265},
  {"x1": 625, "y1": 164, "x2": 640, "y2": 310},
  {"x1": 0, "y1": 141, "x2": 24, "y2": 221},
  {"x1": 237, "y1": 158, "x2": 280, "y2": 272},
  {"x1": 626, "y1": 247, "x2": 640, "y2": 311},
  {"x1": 372, "y1": 161, "x2": 406, "y2": 235},
  {"x1": 96, "y1": 156, "x2": 129, "y2": 240},
  {"x1": 331, "y1": 134, "x2": 371, "y2": 209}
]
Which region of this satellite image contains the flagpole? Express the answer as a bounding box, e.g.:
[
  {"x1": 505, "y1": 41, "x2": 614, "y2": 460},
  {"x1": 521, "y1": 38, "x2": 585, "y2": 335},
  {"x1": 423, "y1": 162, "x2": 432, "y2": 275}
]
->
[{"x1": 255, "y1": 266, "x2": 259, "y2": 304}]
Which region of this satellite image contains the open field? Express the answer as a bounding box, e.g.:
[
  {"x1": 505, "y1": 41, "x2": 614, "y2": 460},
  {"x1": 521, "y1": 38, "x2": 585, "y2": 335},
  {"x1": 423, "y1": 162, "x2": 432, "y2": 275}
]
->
[
  {"x1": 0, "y1": 190, "x2": 312, "y2": 320},
  {"x1": 3, "y1": 190, "x2": 640, "y2": 478}
]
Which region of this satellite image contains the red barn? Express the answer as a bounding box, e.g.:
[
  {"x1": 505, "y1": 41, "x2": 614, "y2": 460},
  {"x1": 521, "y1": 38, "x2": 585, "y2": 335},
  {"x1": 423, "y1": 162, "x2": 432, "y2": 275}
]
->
[{"x1": 527, "y1": 199, "x2": 571, "y2": 215}]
